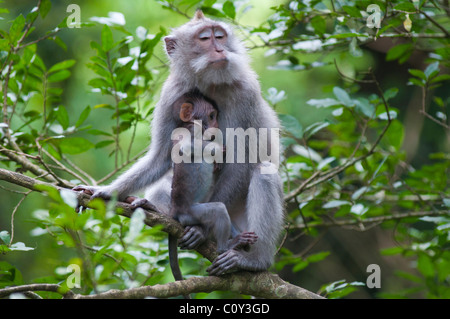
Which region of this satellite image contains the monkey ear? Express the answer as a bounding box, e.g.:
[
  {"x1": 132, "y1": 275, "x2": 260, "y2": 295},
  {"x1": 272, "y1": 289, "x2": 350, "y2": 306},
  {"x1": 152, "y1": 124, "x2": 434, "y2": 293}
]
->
[
  {"x1": 164, "y1": 36, "x2": 177, "y2": 56},
  {"x1": 194, "y1": 10, "x2": 205, "y2": 20},
  {"x1": 180, "y1": 103, "x2": 194, "y2": 122}
]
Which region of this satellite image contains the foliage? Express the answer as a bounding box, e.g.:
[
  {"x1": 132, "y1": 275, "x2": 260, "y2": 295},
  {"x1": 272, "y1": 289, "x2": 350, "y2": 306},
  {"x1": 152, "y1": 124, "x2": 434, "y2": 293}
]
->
[{"x1": 0, "y1": 0, "x2": 449, "y2": 299}]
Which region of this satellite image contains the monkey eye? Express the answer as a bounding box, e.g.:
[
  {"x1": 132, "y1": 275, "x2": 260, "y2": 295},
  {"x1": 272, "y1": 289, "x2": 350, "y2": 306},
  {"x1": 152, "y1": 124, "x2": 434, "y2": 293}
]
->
[
  {"x1": 209, "y1": 111, "x2": 217, "y2": 120},
  {"x1": 198, "y1": 29, "x2": 212, "y2": 41},
  {"x1": 214, "y1": 29, "x2": 225, "y2": 39}
]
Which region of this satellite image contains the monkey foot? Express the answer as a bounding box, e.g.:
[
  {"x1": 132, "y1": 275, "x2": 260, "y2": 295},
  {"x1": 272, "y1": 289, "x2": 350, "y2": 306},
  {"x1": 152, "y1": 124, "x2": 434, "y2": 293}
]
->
[
  {"x1": 179, "y1": 225, "x2": 206, "y2": 250},
  {"x1": 207, "y1": 249, "x2": 240, "y2": 276},
  {"x1": 228, "y1": 231, "x2": 258, "y2": 252},
  {"x1": 73, "y1": 185, "x2": 113, "y2": 201},
  {"x1": 72, "y1": 185, "x2": 102, "y2": 212},
  {"x1": 125, "y1": 196, "x2": 158, "y2": 212},
  {"x1": 73, "y1": 185, "x2": 96, "y2": 196}
]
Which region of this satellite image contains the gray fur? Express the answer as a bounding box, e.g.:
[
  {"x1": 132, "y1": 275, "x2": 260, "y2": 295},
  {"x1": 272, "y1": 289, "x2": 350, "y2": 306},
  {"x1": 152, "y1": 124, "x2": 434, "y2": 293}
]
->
[{"x1": 79, "y1": 12, "x2": 284, "y2": 275}]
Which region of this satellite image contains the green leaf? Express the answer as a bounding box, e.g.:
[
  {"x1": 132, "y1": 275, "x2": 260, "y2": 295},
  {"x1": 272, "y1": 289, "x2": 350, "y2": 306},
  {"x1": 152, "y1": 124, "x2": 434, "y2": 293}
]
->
[
  {"x1": 0, "y1": 261, "x2": 24, "y2": 287},
  {"x1": 292, "y1": 259, "x2": 309, "y2": 272},
  {"x1": 40, "y1": 0, "x2": 52, "y2": 18},
  {"x1": 48, "y1": 59, "x2": 76, "y2": 74},
  {"x1": 386, "y1": 43, "x2": 413, "y2": 62},
  {"x1": 101, "y1": 24, "x2": 114, "y2": 52},
  {"x1": 0, "y1": 38, "x2": 9, "y2": 51},
  {"x1": 352, "y1": 186, "x2": 370, "y2": 200},
  {"x1": 443, "y1": 198, "x2": 450, "y2": 208},
  {"x1": 0, "y1": 231, "x2": 11, "y2": 244},
  {"x1": 279, "y1": 114, "x2": 303, "y2": 139},
  {"x1": 384, "y1": 87, "x2": 399, "y2": 100},
  {"x1": 52, "y1": 137, "x2": 95, "y2": 154},
  {"x1": 93, "y1": 103, "x2": 114, "y2": 110},
  {"x1": 76, "y1": 106, "x2": 91, "y2": 127},
  {"x1": 342, "y1": 5, "x2": 362, "y2": 17},
  {"x1": 417, "y1": 253, "x2": 434, "y2": 278},
  {"x1": 60, "y1": 189, "x2": 78, "y2": 209},
  {"x1": 9, "y1": 242, "x2": 34, "y2": 251},
  {"x1": 52, "y1": 36, "x2": 67, "y2": 51},
  {"x1": 311, "y1": 16, "x2": 326, "y2": 35},
  {"x1": 95, "y1": 140, "x2": 115, "y2": 149},
  {"x1": 47, "y1": 70, "x2": 71, "y2": 82},
  {"x1": 424, "y1": 62, "x2": 439, "y2": 79},
  {"x1": 306, "y1": 251, "x2": 330, "y2": 263},
  {"x1": 354, "y1": 98, "x2": 375, "y2": 117},
  {"x1": 408, "y1": 77, "x2": 425, "y2": 87},
  {"x1": 350, "y1": 203, "x2": 368, "y2": 216},
  {"x1": 349, "y1": 38, "x2": 363, "y2": 57},
  {"x1": 328, "y1": 32, "x2": 364, "y2": 39},
  {"x1": 124, "y1": 208, "x2": 146, "y2": 244},
  {"x1": 56, "y1": 106, "x2": 70, "y2": 129},
  {"x1": 88, "y1": 78, "x2": 111, "y2": 89},
  {"x1": 408, "y1": 69, "x2": 426, "y2": 81},
  {"x1": 430, "y1": 74, "x2": 450, "y2": 84},
  {"x1": 88, "y1": 129, "x2": 112, "y2": 136},
  {"x1": 333, "y1": 87, "x2": 354, "y2": 107},
  {"x1": 381, "y1": 246, "x2": 404, "y2": 256},
  {"x1": 394, "y1": 2, "x2": 416, "y2": 12},
  {"x1": 9, "y1": 14, "x2": 25, "y2": 45},
  {"x1": 200, "y1": 6, "x2": 226, "y2": 18},
  {"x1": 223, "y1": 1, "x2": 236, "y2": 19},
  {"x1": 323, "y1": 200, "x2": 351, "y2": 209},
  {"x1": 378, "y1": 110, "x2": 397, "y2": 120},
  {"x1": 306, "y1": 98, "x2": 340, "y2": 108},
  {"x1": 304, "y1": 121, "x2": 330, "y2": 138}
]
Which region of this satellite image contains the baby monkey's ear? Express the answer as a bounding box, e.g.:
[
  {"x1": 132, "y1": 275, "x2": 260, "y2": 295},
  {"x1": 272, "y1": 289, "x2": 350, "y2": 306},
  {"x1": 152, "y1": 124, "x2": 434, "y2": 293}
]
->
[{"x1": 180, "y1": 103, "x2": 194, "y2": 122}]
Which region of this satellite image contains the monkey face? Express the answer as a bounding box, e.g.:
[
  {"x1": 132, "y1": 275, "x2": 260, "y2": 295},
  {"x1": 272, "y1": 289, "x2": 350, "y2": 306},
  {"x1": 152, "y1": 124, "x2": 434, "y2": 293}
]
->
[
  {"x1": 164, "y1": 11, "x2": 249, "y2": 85},
  {"x1": 195, "y1": 26, "x2": 228, "y2": 69},
  {"x1": 179, "y1": 100, "x2": 219, "y2": 132},
  {"x1": 203, "y1": 109, "x2": 218, "y2": 130}
]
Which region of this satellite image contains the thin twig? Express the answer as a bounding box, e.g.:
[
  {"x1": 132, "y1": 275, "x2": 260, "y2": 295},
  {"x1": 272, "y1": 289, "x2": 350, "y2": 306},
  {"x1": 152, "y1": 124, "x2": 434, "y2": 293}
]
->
[
  {"x1": 419, "y1": 9, "x2": 450, "y2": 37},
  {"x1": 9, "y1": 191, "x2": 32, "y2": 245},
  {"x1": 97, "y1": 149, "x2": 146, "y2": 184}
]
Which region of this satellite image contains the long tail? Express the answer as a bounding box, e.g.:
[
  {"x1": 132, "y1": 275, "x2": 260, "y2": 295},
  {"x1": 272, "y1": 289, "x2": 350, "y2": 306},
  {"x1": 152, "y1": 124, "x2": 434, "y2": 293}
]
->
[
  {"x1": 168, "y1": 234, "x2": 191, "y2": 299},
  {"x1": 169, "y1": 234, "x2": 183, "y2": 281}
]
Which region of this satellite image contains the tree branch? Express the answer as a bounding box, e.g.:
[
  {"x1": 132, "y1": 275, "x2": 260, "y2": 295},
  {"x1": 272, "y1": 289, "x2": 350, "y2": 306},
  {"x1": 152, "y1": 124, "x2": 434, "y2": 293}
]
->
[
  {"x1": 0, "y1": 168, "x2": 324, "y2": 299},
  {"x1": 0, "y1": 272, "x2": 323, "y2": 299}
]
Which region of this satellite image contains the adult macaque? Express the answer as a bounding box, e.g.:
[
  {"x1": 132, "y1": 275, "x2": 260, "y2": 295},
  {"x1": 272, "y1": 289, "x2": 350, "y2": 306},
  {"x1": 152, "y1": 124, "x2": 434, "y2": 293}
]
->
[{"x1": 74, "y1": 11, "x2": 284, "y2": 276}]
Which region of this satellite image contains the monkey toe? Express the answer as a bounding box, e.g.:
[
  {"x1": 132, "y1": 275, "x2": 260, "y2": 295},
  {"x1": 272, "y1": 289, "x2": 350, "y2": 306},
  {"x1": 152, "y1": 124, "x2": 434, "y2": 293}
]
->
[
  {"x1": 179, "y1": 226, "x2": 205, "y2": 249},
  {"x1": 239, "y1": 232, "x2": 258, "y2": 246},
  {"x1": 91, "y1": 190, "x2": 112, "y2": 200},
  {"x1": 127, "y1": 196, "x2": 158, "y2": 212},
  {"x1": 207, "y1": 250, "x2": 239, "y2": 276},
  {"x1": 73, "y1": 185, "x2": 95, "y2": 196},
  {"x1": 228, "y1": 232, "x2": 258, "y2": 251}
]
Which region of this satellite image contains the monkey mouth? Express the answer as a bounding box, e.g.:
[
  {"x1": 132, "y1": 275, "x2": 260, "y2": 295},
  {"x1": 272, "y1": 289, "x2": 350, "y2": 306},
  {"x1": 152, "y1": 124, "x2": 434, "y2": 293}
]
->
[{"x1": 209, "y1": 58, "x2": 228, "y2": 69}]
